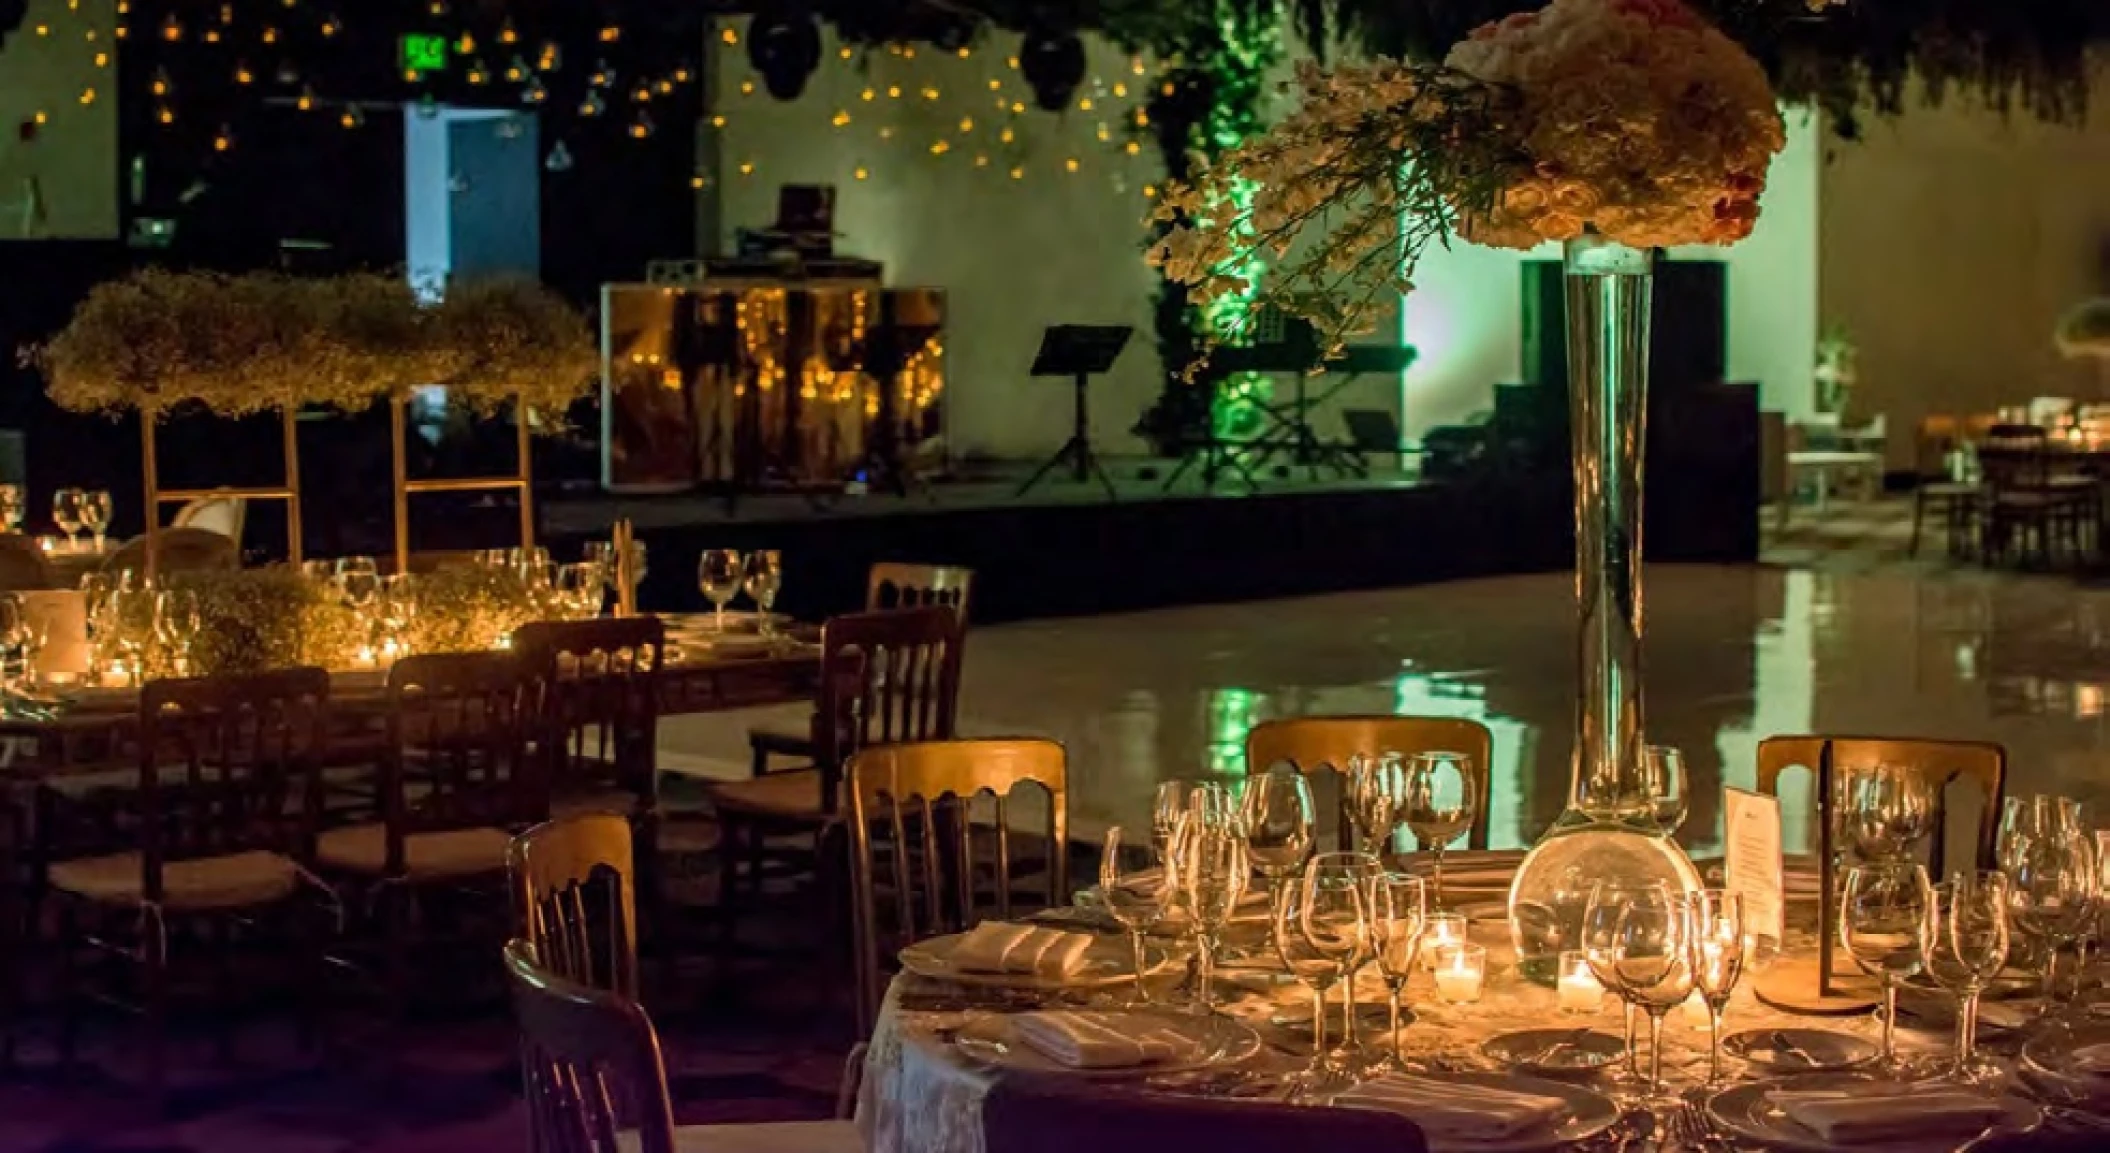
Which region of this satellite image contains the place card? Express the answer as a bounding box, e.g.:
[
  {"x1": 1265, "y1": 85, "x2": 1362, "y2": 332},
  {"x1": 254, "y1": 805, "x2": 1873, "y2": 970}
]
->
[
  {"x1": 18, "y1": 589, "x2": 88, "y2": 676},
  {"x1": 1724, "y1": 787, "x2": 1784, "y2": 960}
]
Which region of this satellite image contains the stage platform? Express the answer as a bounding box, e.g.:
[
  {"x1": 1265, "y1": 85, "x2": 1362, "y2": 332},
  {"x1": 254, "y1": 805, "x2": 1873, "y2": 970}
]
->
[{"x1": 542, "y1": 462, "x2": 1575, "y2": 625}]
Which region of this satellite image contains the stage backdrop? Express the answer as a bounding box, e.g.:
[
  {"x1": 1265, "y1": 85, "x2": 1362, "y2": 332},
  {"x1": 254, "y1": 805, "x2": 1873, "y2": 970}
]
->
[{"x1": 0, "y1": 0, "x2": 119, "y2": 240}]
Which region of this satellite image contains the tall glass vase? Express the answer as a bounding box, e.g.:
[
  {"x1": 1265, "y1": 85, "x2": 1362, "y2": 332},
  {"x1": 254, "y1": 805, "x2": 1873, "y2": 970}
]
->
[{"x1": 1509, "y1": 234, "x2": 1702, "y2": 985}]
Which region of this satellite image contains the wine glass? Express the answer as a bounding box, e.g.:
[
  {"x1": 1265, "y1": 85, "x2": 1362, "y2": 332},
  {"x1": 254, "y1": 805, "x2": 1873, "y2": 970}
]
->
[
  {"x1": 52, "y1": 488, "x2": 84, "y2": 549},
  {"x1": 1240, "y1": 765, "x2": 1315, "y2": 929},
  {"x1": 379, "y1": 574, "x2": 420, "y2": 651},
  {"x1": 1842, "y1": 861, "x2": 1933, "y2": 1073},
  {"x1": 0, "y1": 485, "x2": 23, "y2": 533},
  {"x1": 1151, "y1": 779, "x2": 1228, "y2": 868},
  {"x1": 1275, "y1": 864, "x2": 1352, "y2": 1087},
  {"x1": 1924, "y1": 870, "x2": 2010, "y2": 1084},
  {"x1": 1307, "y1": 850, "x2": 1382, "y2": 1059},
  {"x1": 1099, "y1": 826, "x2": 1167, "y2": 1006},
  {"x1": 553, "y1": 563, "x2": 599, "y2": 620},
  {"x1": 335, "y1": 556, "x2": 381, "y2": 609},
  {"x1": 2006, "y1": 823, "x2": 2099, "y2": 1001},
  {"x1": 153, "y1": 589, "x2": 200, "y2": 676},
  {"x1": 742, "y1": 550, "x2": 783, "y2": 637},
  {"x1": 1641, "y1": 745, "x2": 1689, "y2": 835},
  {"x1": 1402, "y1": 750, "x2": 1476, "y2": 908},
  {"x1": 1685, "y1": 888, "x2": 1746, "y2": 1085},
  {"x1": 1369, "y1": 872, "x2": 1429, "y2": 1071},
  {"x1": 1843, "y1": 763, "x2": 1934, "y2": 862},
  {"x1": 697, "y1": 549, "x2": 743, "y2": 631},
  {"x1": 0, "y1": 594, "x2": 29, "y2": 704},
  {"x1": 80, "y1": 491, "x2": 113, "y2": 550},
  {"x1": 1171, "y1": 811, "x2": 1247, "y2": 1014},
  {"x1": 1582, "y1": 881, "x2": 1669, "y2": 1090},
  {"x1": 1346, "y1": 752, "x2": 1404, "y2": 858}
]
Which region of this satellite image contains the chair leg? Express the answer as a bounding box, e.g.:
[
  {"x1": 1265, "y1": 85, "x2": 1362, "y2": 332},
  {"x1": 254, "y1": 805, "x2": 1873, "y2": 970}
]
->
[
  {"x1": 54, "y1": 899, "x2": 79, "y2": 1067},
  {"x1": 141, "y1": 909, "x2": 169, "y2": 1099},
  {"x1": 714, "y1": 817, "x2": 746, "y2": 958},
  {"x1": 212, "y1": 915, "x2": 237, "y2": 1062}
]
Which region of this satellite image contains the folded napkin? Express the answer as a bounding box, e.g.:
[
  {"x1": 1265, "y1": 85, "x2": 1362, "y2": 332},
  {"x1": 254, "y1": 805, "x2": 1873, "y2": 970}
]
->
[
  {"x1": 1010, "y1": 1011, "x2": 1188, "y2": 1069},
  {"x1": 1335, "y1": 1075, "x2": 1568, "y2": 1141},
  {"x1": 1772, "y1": 1088, "x2": 2005, "y2": 1144},
  {"x1": 2071, "y1": 1043, "x2": 2110, "y2": 1076},
  {"x1": 950, "y1": 922, "x2": 1094, "y2": 979}
]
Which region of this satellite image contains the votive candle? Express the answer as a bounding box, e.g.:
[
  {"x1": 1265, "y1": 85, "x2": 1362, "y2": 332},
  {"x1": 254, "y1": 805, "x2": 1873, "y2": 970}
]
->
[
  {"x1": 1433, "y1": 943, "x2": 1486, "y2": 1004},
  {"x1": 1421, "y1": 912, "x2": 1468, "y2": 971},
  {"x1": 1557, "y1": 949, "x2": 1604, "y2": 1013}
]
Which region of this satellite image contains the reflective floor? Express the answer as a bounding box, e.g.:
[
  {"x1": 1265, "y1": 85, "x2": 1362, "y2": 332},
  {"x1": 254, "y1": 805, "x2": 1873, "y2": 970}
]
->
[{"x1": 660, "y1": 564, "x2": 2110, "y2": 856}]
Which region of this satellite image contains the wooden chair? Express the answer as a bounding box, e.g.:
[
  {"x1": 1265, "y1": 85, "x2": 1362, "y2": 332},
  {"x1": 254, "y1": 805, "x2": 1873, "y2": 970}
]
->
[
  {"x1": 1244, "y1": 715, "x2": 1496, "y2": 850},
  {"x1": 846, "y1": 738, "x2": 1068, "y2": 1031},
  {"x1": 46, "y1": 668, "x2": 332, "y2": 1089},
  {"x1": 171, "y1": 494, "x2": 247, "y2": 545},
  {"x1": 505, "y1": 938, "x2": 860, "y2": 1153},
  {"x1": 99, "y1": 526, "x2": 239, "y2": 578},
  {"x1": 514, "y1": 616, "x2": 666, "y2": 820},
  {"x1": 509, "y1": 812, "x2": 638, "y2": 999},
  {"x1": 1977, "y1": 426, "x2": 2094, "y2": 567},
  {"x1": 1909, "y1": 414, "x2": 1983, "y2": 558},
  {"x1": 750, "y1": 561, "x2": 974, "y2": 774},
  {"x1": 1753, "y1": 734, "x2": 2006, "y2": 1014},
  {"x1": 0, "y1": 533, "x2": 54, "y2": 590},
  {"x1": 314, "y1": 652, "x2": 538, "y2": 1013}
]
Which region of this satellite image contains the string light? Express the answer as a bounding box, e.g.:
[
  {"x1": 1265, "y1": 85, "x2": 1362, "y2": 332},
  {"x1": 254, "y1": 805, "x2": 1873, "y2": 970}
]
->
[
  {"x1": 1065, "y1": 157, "x2": 1080, "y2": 172},
  {"x1": 721, "y1": 27, "x2": 738, "y2": 46},
  {"x1": 832, "y1": 110, "x2": 851, "y2": 127},
  {"x1": 1114, "y1": 83, "x2": 1128, "y2": 98},
  {"x1": 854, "y1": 166, "x2": 869, "y2": 180},
  {"x1": 886, "y1": 85, "x2": 901, "y2": 99},
  {"x1": 599, "y1": 25, "x2": 620, "y2": 43},
  {"x1": 738, "y1": 161, "x2": 754, "y2": 176},
  {"x1": 320, "y1": 16, "x2": 341, "y2": 37},
  {"x1": 214, "y1": 126, "x2": 234, "y2": 151},
  {"x1": 1079, "y1": 97, "x2": 1094, "y2": 111},
  {"x1": 78, "y1": 87, "x2": 95, "y2": 105},
  {"x1": 958, "y1": 117, "x2": 973, "y2": 132},
  {"x1": 522, "y1": 77, "x2": 549, "y2": 104},
  {"x1": 929, "y1": 140, "x2": 950, "y2": 155},
  {"x1": 34, "y1": 110, "x2": 49, "y2": 125},
  {"x1": 156, "y1": 105, "x2": 173, "y2": 124},
  {"x1": 741, "y1": 80, "x2": 756, "y2": 95},
  {"x1": 709, "y1": 114, "x2": 726, "y2": 128},
  {"x1": 839, "y1": 47, "x2": 852, "y2": 60},
  {"x1": 94, "y1": 51, "x2": 107, "y2": 68},
  {"x1": 499, "y1": 20, "x2": 517, "y2": 44},
  {"x1": 629, "y1": 112, "x2": 654, "y2": 139},
  {"x1": 261, "y1": 25, "x2": 278, "y2": 44},
  {"x1": 457, "y1": 32, "x2": 476, "y2": 54},
  {"x1": 159, "y1": 14, "x2": 179, "y2": 40},
  {"x1": 1009, "y1": 166, "x2": 1024, "y2": 180},
  {"x1": 921, "y1": 86, "x2": 939, "y2": 100},
  {"x1": 151, "y1": 67, "x2": 170, "y2": 96},
  {"x1": 974, "y1": 154, "x2": 989, "y2": 167},
  {"x1": 341, "y1": 106, "x2": 365, "y2": 129},
  {"x1": 860, "y1": 87, "x2": 875, "y2": 102},
  {"x1": 467, "y1": 60, "x2": 490, "y2": 85},
  {"x1": 296, "y1": 86, "x2": 315, "y2": 111}
]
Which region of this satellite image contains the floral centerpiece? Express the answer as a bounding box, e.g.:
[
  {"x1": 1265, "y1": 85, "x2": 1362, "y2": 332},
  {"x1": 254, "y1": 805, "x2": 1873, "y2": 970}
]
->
[
  {"x1": 1152, "y1": 0, "x2": 1795, "y2": 984},
  {"x1": 167, "y1": 568, "x2": 366, "y2": 675}
]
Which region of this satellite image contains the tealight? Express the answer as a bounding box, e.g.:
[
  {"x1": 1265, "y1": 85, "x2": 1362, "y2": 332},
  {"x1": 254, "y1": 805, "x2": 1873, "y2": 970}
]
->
[
  {"x1": 1557, "y1": 949, "x2": 1603, "y2": 1013},
  {"x1": 1421, "y1": 912, "x2": 1468, "y2": 971},
  {"x1": 1433, "y1": 942, "x2": 1486, "y2": 1004}
]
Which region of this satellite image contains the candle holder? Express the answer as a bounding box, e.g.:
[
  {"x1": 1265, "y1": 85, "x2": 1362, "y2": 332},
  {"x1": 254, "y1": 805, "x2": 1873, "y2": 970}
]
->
[
  {"x1": 1557, "y1": 948, "x2": 1604, "y2": 1014},
  {"x1": 1421, "y1": 912, "x2": 1468, "y2": 971},
  {"x1": 1433, "y1": 943, "x2": 1486, "y2": 1004}
]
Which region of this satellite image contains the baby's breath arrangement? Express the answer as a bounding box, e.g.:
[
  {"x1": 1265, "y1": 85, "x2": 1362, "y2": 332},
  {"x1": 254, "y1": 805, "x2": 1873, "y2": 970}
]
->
[
  {"x1": 399, "y1": 564, "x2": 544, "y2": 655},
  {"x1": 169, "y1": 567, "x2": 364, "y2": 675},
  {"x1": 431, "y1": 276, "x2": 602, "y2": 416}
]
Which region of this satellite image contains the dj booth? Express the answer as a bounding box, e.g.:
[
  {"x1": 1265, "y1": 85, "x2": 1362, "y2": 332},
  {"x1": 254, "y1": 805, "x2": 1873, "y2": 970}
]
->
[{"x1": 599, "y1": 258, "x2": 946, "y2": 494}]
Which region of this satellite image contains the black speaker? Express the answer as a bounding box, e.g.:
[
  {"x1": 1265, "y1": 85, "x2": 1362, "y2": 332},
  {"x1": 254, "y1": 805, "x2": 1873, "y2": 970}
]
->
[{"x1": 1519, "y1": 258, "x2": 1726, "y2": 394}]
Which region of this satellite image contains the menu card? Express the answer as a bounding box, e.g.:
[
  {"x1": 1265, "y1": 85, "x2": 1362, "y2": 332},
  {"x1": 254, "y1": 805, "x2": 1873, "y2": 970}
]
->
[
  {"x1": 1724, "y1": 787, "x2": 1784, "y2": 960},
  {"x1": 18, "y1": 589, "x2": 88, "y2": 676}
]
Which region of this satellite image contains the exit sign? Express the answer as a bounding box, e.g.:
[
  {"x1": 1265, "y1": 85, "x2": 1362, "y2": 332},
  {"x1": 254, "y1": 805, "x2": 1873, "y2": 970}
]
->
[{"x1": 400, "y1": 33, "x2": 450, "y2": 75}]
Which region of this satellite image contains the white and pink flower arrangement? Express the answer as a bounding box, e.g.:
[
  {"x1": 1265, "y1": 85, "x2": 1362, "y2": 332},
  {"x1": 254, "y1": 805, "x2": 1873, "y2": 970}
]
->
[{"x1": 1149, "y1": 0, "x2": 1788, "y2": 355}]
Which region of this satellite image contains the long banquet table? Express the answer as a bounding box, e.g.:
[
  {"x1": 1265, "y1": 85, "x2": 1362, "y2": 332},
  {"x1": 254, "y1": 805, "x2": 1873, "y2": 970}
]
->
[{"x1": 856, "y1": 849, "x2": 2106, "y2": 1153}]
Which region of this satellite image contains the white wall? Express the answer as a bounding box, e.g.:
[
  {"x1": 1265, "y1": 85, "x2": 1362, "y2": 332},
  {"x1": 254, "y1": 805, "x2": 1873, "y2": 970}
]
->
[{"x1": 0, "y1": 0, "x2": 118, "y2": 239}]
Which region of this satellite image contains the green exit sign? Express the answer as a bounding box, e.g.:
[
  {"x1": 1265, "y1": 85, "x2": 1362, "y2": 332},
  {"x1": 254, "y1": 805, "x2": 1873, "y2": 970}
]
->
[{"x1": 400, "y1": 33, "x2": 450, "y2": 75}]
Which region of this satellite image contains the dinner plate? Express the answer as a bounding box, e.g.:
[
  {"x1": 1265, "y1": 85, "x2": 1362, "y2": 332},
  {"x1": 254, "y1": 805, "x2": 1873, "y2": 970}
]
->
[
  {"x1": 1337, "y1": 1071, "x2": 1619, "y2": 1153},
  {"x1": 899, "y1": 930, "x2": 1176, "y2": 991},
  {"x1": 950, "y1": 1010, "x2": 1260, "y2": 1078},
  {"x1": 1902, "y1": 967, "x2": 2037, "y2": 1000},
  {"x1": 1722, "y1": 1028, "x2": 1878, "y2": 1074},
  {"x1": 1706, "y1": 1075, "x2": 2040, "y2": 1153},
  {"x1": 1482, "y1": 1028, "x2": 1625, "y2": 1075},
  {"x1": 1895, "y1": 986, "x2": 2033, "y2": 1034},
  {"x1": 2019, "y1": 1022, "x2": 2110, "y2": 1103},
  {"x1": 661, "y1": 610, "x2": 790, "y2": 634}
]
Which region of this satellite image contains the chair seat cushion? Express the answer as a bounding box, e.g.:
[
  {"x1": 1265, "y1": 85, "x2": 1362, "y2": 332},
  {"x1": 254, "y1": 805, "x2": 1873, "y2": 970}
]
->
[
  {"x1": 617, "y1": 1119, "x2": 862, "y2": 1153},
  {"x1": 50, "y1": 849, "x2": 300, "y2": 910},
  {"x1": 316, "y1": 823, "x2": 512, "y2": 878},
  {"x1": 709, "y1": 768, "x2": 840, "y2": 822}
]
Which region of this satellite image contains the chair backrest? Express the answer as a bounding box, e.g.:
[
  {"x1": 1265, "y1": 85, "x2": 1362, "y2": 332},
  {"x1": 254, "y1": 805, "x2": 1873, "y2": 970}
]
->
[
  {"x1": 847, "y1": 738, "x2": 1069, "y2": 1029},
  {"x1": 0, "y1": 533, "x2": 53, "y2": 591},
  {"x1": 513, "y1": 617, "x2": 666, "y2": 808},
  {"x1": 136, "y1": 667, "x2": 331, "y2": 901},
  {"x1": 866, "y1": 561, "x2": 974, "y2": 624},
  {"x1": 505, "y1": 938, "x2": 676, "y2": 1153},
  {"x1": 510, "y1": 814, "x2": 638, "y2": 999},
  {"x1": 1916, "y1": 414, "x2": 1961, "y2": 479},
  {"x1": 380, "y1": 652, "x2": 540, "y2": 871},
  {"x1": 1756, "y1": 734, "x2": 2006, "y2": 875},
  {"x1": 171, "y1": 495, "x2": 246, "y2": 543},
  {"x1": 103, "y1": 527, "x2": 239, "y2": 580},
  {"x1": 813, "y1": 606, "x2": 965, "y2": 811},
  {"x1": 981, "y1": 1074, "x2": 1428, "y2": 1153},
  {"x1": 1245, "y1": 715, "x2": 1496, "y2": 850}
]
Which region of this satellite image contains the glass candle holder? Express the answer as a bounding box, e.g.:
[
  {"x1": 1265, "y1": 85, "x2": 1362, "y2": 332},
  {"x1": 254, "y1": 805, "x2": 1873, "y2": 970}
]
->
[
  {"x1": 1557, "y1": 948, "x2": 1604, "y2": 1013},
  {"x1": 1420, "y1": 912, "x2": 1469, "y2": 971},
  {"x1": 1433, "y1": 943, "x2": 1487, "y2": 1004}
]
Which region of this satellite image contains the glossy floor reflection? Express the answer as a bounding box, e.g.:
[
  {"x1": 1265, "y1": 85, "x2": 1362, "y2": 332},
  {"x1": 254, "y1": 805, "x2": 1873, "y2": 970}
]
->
[{"x1": 660, "y1": 564, "x2": 2110, "y2": 856}]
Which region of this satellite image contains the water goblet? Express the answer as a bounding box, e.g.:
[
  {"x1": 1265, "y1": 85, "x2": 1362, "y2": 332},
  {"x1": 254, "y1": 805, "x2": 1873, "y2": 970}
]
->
[
  {"x1": 80, "y1": 491, "x2": 113, "y2": 550},
  {"x1": 1924, "y1": 870, "x2": 2010, "y2": 1084},
  {"x1": 1307, "y1": 850, "x2": 1382, "y2": 1059},
  {"x1": 698, "y1": 549, "x2": 743, "y2": 632},
  {"x1": 1685, "y1": 888, "x2": 1745, "y2": 1084},
  {"x1": 1172, "y1": 814, "x2": 1247, "y2": 1015},
  {"x1": 0, "y1": 485, "x2": 24, "y2": 532},
  {"x1": 1099, "y1": 826, "x2": 1167, "y2": 1006},
  {"x1": 1240, "y1": 765, "x2": 1315, "y2": 928},
  {"x1": 2007, "y1": 824, "x2": 2098, "y2": 1001},
  {"x1": 1402, "y1": 750, "x2": 1476, "y2": 907},
  {"x1": 1151, "y1": 779, "x2": 1228, "y2": 868},
  {"x1": 1844, "y1": 763, "x2": 1934, "y2": 862},
  {"x1": 1369, "y1": 872, "x2": 1429, "y2": 1070},
  {"x1": 1582, "y1": 880, "x2": 1670, "y2": 1092},
  {"x1": 153, "y1": 589, "x2": 201, "y2": 676},
  {"x1": 1346, "y1": 752, "x2": 1404, "y2": 858},
  {"x1": 1275, "y1": 867, "x2": 1351, "y2": 1087},
  {"x1": 52, "y1": 488, "x2": 84, "y2": 549},
  {"x1": 1641, "y1": 744, "x2": 1689, "y2": 836},
  {"x1": 742, "y1": 550, "x2": 783, "y2": 636},
  {"x1": 1842, "y1": 861, "x2": 1933, "y2": 1073}
]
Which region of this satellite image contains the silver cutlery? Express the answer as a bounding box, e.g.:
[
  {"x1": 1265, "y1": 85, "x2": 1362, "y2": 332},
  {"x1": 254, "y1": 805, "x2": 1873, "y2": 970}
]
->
[
  {"x1": 1529, "y1": 1027, "x2": 1594, "y2": 1067},
  {"x1": 1611, "y1": 1108, "x2": 1656, "y2": 1153},
  {"x1": 1768, "y1": 1030, "x2": 1816, "y2": 1067},
  {"x1": 1672, "y1": 1099, "x2": 1735, "y2": 1152}
]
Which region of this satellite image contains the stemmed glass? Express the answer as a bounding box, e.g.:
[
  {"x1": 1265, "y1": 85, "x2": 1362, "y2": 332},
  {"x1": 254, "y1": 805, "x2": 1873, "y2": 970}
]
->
[
  {"x1": 1307, "y1": 850, "x2": 1382, "y2": 1060},
  {"x1": 1151, "y1": 780, "x2": 1228, "y2": 867},
  {"x1": 1585, "y1": 881, "x2": 1691, "y2": 1098},
  {"x1": 1402, "y1": 751, "x2": 1476, "y2": 908},
  {"x1": 1346, "y1": 752, "x2": 1404, "y2": 858},
  {"x1": 1843, "y1": 763, "x2": 1934, "y2": 861},
  {"x1": 80, "y1": 491, "x2": 113, "y2": 550},
  {"x1": 2006, "y1": 822, "x2": 2099, "y2": 1002},
  {"x1": 380, "y1": 574, "x2": 420, "y2": 651},
  {"x1": 1099, "y1": 826, "x2": 1167, "y2": 1006},
  {"x1": 0, "y1": 485, "x2": 25, "y2": 532},
  {"x1": 335, "y1": 556, "x2": 381, "y2": 610},
  {"x1": 1924, "y1": 870, "x2": 2011, "y2": 1084},
  {"x1": 1642, "y1": 745, "x2": 1689, "y2": 835},
  {"x1": 0, "y1": 594, "x2": 31, "y2": 705},
  {"x1": 553, "y1": 563, "x2": 601, "y2": 620},
  {"x1": 1275, "y1": 865, "x2": 1354, "y2": 1087},
  {"x1": 742, "y1": 550, "x2": 783, "y2": 638},
  {"x1": 1685, "y1": 889, "x2": 1746, "y2": 1085},
  {"x1": 698, "y1": 549, "x2": 743, "y2": 631},
  {"x1": 1369, "y1": 872, "x2": 1430, "y2": 1071},
  {"x1": 153, "y1": 589, "x2": 200, "y2": 676},
  {"x1": 1582, "y1": 881, "x2": 1668, "y2": 1091},
  {"x1": 52, "y1": 488, "x2": 84, "y2": 549},
  {"x1": 1240, "y1": 765, "x2": 1315, "y2": 928},
  {"x1": 1169, "y1": 808, "x2": 1247, "y2": 1014},
  {"x1": 1842, "y1": 861, "x2": 1933, "y2": 1073}
]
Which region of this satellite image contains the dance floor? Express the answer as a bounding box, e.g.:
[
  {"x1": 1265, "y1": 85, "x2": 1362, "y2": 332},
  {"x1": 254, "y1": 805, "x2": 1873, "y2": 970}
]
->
[{"x1": 13, "y1": 561, "x2": 2110, "y2": 1151}]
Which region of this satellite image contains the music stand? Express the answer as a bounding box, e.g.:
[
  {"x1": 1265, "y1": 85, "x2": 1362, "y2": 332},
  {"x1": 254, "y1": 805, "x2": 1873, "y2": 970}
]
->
[{"x1": 1018, "y1": 325, "x2": 1132, "y2": 500}]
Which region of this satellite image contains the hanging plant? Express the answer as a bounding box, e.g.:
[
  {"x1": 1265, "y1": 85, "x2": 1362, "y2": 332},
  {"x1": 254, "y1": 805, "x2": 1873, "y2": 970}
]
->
[{"x1": 427, "y1": 276, "x2": 601, "y2": 417}]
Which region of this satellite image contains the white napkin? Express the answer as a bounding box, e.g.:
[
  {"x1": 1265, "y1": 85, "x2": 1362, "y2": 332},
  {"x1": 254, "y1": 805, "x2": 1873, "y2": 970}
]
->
[
  {"x1": 1335, "y1": 1075, "x2": 1568, "y2": 1141},
  {"x1": 2071, "y1": 1043, "x2": 2110, "y2": 1076},
  {"x1": 949, "y1": 921, "x2": 1094, "y2": 980},
  {"x1": 1772, "y1": 1088, "x2": 2005, "y2": 1144},
  {"x1": 1010, "y1": 1011, "x2": 1187, "y2": 1069}
]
